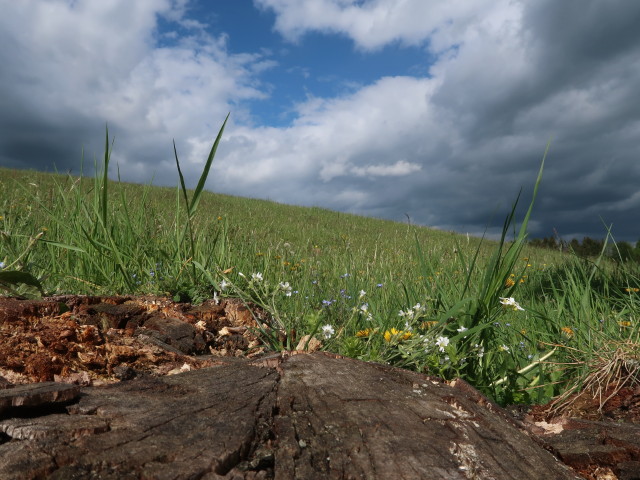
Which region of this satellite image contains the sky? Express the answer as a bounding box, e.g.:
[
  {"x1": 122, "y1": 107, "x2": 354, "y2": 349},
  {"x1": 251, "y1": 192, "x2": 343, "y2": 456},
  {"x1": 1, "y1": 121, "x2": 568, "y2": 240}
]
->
[{"x1": 1, "y1": 0, "x2": 639, "y2": 242}]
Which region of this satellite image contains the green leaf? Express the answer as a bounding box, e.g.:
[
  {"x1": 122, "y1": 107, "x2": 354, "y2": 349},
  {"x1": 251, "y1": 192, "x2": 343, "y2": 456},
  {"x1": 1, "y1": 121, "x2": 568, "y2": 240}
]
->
[{"x1": 0, "y1": 270, "x2": 45, "y2": 295}]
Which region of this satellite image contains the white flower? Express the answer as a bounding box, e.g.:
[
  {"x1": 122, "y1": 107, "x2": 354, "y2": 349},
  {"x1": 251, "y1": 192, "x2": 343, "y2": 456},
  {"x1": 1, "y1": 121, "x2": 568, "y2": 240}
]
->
[
  {"x1": 359, "y1": 303, "x2": 368, "y2": 313},
  {"x1": 321, "y1": 324, "x2": 335, "y2": 339},
  {"x1": 358, "y1": 290, "x2": 366, "y2": 299},
  {"x1": 251, "y1": 272, "x2": 264, "y2": 282},
  {"x1": 413, "y1": 303, "x2": 423, "y2": 312},
  {"x1": 456, "y1": 326, "x2": 468, "y2": 333},
  {"x1": 279, "y1": 282, "x2": 292, "y2": 296},
  {"x1": 219, "y1": 279, "x2": 229, "y2": 290},
  {"x1": 435, "y1": 336, "x2": 450, "y2": 352},
  {"x1": 404, "y1": 321, "x2": 413, "y2": 331},
  {"x1": 500, "y1": 344, "x2": 510, "y2": 352},
  {"x1": 238, "y1": 272, "x2": 246, "y2": 278},
  {"x1": 0, "y1": 261, "x2": 5, "y2": 269},
  {"x1": 499, "y1": 297, "x2": 524, "y2": 311}
]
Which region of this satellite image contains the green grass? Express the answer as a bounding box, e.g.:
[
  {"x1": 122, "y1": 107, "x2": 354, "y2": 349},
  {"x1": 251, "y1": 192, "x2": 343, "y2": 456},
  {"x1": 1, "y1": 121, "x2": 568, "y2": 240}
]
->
[{"x1": 1, "y1": 123, "x2": 639, "y2": 407}]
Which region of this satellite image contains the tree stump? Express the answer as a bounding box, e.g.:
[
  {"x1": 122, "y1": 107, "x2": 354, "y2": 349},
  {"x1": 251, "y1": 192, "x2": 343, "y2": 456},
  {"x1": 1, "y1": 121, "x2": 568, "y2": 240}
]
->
[{"x1": 0, "y1": 352, "x2": 579, "y2": 479}]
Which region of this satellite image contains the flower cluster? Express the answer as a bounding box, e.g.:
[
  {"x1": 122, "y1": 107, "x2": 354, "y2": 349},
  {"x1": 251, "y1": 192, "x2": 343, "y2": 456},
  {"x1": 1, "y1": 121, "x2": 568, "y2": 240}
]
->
[{"x1": 499, "y1": 297, "x2": 524, "y2": 311}]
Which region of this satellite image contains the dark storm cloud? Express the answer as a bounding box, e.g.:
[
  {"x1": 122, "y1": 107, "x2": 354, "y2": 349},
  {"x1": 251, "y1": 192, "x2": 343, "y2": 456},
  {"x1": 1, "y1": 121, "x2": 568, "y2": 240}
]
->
[{"x1": 1, "y1": 0, "x2": 639, "y2": 243}]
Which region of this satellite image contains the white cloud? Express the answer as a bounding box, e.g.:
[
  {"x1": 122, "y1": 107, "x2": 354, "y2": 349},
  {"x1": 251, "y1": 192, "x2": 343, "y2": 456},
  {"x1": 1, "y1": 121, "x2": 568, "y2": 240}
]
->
[
  {"x1": 1, "y1": 0, "x2": 640, "y2": 241},
  {"x1": 255, "y1": 0, "x2": 495, "y2": 51}
]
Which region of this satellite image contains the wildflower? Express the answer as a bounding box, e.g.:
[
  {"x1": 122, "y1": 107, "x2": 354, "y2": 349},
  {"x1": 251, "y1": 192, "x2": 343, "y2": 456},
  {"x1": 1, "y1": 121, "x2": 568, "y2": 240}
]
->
[
  {"x1": 340, "y1": 273, "x2": 350, "y2": 278},
  {"x1": 561, "y1": 326, "x2": 574, "y2": 338},
  {"x1": 499, "y1": 297, "x2": 524, "y2": 311},
  {"x1": 456, "y1": 326, "x2": 468, "y2": 334},
  {"x1": 356, "y1": 328, "x2": 375, "y2": 338},
  {"x1": 421, "y1": 321, "x2": 438, "y2": 329},
  {"x1": 220, "y1": 279, "x2": 229, "y2": 290},
  {"x1": 435, "y1": 336, "x2": 450, "y2": 352},
  {"x1": 404, "y1": 321, "x2": 413, "y2": 331},
  {"x1": 321, "y1": 299, "x2": 334, "y2": 307},
  {"x1": 0, "y1": 261, "x2": 5, "y2": 269},
  {"x1": 383, "y1": 328, "x2": 413, "y2": 342},
  {"x1": 358, "y1": 290, "x2": 366, "y2": 299},
  {"x1": 359, "y1": 303, "x2": 368, "y2": 313},
  {"x1": 499, "y1": 345, "x2": 510, "y2": 352},
  {"x1": 279, "y1": 282, "x2": 292, "y2": 296},
  {"x1": 321, "y1": 324, "x2": 335, "y2": 339},
  {"x1": 624, "y1": 287, "x2": 640, "y2": 293},
  {"x1": 376, "y1": 283, "x2": 383, "y2": 288},
  {"x1": 251, "y1": 272, "x2": 263, "y2": 282},
  {"x1": 504, "y1": 277, "x2": 516, "y2": 288},
  {"x1": 238, "y1": 272, "x2": 246, "y2": 278},
  {"x1": 618, "y1": 321, "x2": 632, "y2": 328}
]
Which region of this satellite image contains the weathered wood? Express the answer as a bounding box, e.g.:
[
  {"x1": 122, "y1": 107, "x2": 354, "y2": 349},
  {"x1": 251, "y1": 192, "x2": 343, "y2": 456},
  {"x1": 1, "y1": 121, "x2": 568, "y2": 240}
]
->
[
  {"x1": 0, "y1": 382, "x2": 80, "y2": 413},
  {"x1": 0, "y1": 352, "x2": 580, "y2": 480}
]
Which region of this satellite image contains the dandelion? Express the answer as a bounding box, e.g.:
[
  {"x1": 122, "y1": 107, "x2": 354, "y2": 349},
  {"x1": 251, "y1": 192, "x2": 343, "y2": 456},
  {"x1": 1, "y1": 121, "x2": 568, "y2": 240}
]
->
[
  {"x1": 383, "y1": 328, "x2": 413, "y2": 342},
  {"x1": 356, "y1": 328, "x2": 375, "y2": 338},
  {"x1": 421, "y1": 321, "x2": 438, "y2": 329},
  {"x1": 561, "y1": 326, "x2": 574, "y2": 338},
  {"x1": 435, "y1": 336, "x2": 450, "y2": 352},
  {"x1": 499, "y1": 297, "x2": 524, "y2": 311},
  {"x1": 321, "y1": 324, "x2": 335, "y2": 339}
]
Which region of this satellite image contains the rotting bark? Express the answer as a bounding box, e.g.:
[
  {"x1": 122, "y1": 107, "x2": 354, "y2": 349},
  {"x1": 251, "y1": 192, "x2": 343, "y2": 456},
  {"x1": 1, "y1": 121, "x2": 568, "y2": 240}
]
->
[{"x1": 0, "y1": 351, "x2": 580, "y2": 480}]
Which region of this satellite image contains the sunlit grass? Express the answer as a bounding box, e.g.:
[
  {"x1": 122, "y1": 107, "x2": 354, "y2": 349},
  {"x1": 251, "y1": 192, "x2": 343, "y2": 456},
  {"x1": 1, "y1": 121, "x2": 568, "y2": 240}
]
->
[{"x1": 1, "y1": 122, "x2": 639, "y2": 407}]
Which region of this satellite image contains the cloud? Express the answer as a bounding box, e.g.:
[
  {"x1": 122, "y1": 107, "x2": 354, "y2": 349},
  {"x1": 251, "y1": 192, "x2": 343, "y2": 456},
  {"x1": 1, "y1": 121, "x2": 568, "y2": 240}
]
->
[
  {"x1": 254, "y1": 0, "x2": 494, "y2": 51},
  {"x1": 241, "y1": 0, "x2": 640, "y2": 240},
  {"x1": 1, "y1": 0, "x2": 639, "y2": 242},
  {"x1": 0, "y1": 0, "x2": 270, "y2": 183}
]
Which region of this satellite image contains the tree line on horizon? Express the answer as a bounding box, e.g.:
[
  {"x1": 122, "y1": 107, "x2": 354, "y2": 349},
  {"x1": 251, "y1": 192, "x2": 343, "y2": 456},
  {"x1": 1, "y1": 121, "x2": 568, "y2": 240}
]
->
[{"x1": 529, "y1": 235, "x2": 640, "y2": 264}]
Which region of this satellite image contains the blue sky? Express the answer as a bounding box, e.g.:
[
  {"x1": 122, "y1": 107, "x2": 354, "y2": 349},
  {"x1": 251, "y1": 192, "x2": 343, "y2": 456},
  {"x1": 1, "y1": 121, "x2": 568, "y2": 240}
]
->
[
  {"x1": 1, "y1": 1, "x2": 640, "y2": 242},
  {"x1": 175, "y1": 0, "x2": 432, "y2": 127}
]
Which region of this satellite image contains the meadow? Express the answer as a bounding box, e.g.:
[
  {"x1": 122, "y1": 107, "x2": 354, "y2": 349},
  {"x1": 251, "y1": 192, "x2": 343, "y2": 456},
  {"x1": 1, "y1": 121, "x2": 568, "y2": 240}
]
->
[{"x1": 1, "y1": 121, "x2": 639, "y2": 407}]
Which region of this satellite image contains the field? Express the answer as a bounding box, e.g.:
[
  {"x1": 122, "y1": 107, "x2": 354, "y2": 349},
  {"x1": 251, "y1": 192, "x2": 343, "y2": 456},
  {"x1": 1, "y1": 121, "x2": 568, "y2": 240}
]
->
[{"x1": 1, "y1": 127, "x2": 639, "y2": 407}]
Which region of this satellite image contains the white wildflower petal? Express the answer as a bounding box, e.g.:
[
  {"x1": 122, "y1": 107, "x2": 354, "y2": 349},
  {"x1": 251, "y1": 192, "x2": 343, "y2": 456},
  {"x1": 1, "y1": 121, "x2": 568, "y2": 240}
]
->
[
  {"x1": 435, "y1": 336, "x2": 450, "y2": 352},
  {"x1": 359, "y1": 290, "x2": 366, "y2": 299},
  {"x1": 321, "y1": 324, "x2": 335, "y2": 339}
]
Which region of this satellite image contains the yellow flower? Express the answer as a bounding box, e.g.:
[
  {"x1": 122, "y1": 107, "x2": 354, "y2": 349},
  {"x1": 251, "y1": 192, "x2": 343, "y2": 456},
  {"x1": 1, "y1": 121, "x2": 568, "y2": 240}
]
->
[
  {"x1": 624, "y1": 287, "x2": 639, "y2": 293},
  {"x1": 618, "y1": 321, "x2": 632, "y2": 327},
  {"x1": 421, "y1": 321, "x2": 438, "y2": 329},
  {"x1": 561, "y1": 326, "x2": 574, "y2": 338},
  {"x1": 356, "y1": 328, "x2": 375, "y2": 338},
  {"x1": 504, "y1": 278, "x2": 516, "y2": 288},
  {"x1": 383, "y1": 328, "x2": 413, "y2": 342}
]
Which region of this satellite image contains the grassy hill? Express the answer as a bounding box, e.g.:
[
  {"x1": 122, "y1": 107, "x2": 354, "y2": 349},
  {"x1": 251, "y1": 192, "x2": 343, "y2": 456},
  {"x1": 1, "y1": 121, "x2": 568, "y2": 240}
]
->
[{"x1": 1, "y1": 160, "x2": 638, "y2": 407}]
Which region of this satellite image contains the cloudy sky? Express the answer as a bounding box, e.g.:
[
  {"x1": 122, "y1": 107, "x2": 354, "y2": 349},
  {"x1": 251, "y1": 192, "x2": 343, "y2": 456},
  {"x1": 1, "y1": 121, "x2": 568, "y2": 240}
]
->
[{"x1": 1, "y1": 0, "x2": 639, "y2": 242}]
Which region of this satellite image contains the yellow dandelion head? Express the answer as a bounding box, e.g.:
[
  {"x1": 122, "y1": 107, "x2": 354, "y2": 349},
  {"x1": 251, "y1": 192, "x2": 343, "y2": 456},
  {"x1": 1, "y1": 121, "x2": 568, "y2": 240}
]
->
[{"x1": 561, "y1": 326, "x2": 574, "y2": 338}]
